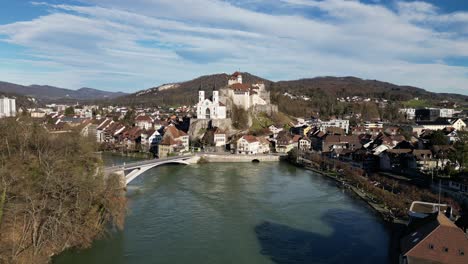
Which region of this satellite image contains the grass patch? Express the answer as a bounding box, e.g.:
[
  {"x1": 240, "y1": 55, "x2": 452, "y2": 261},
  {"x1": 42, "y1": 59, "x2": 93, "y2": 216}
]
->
[{"x1": 402, "y1": 99, "x2": 431, "y2": 108}]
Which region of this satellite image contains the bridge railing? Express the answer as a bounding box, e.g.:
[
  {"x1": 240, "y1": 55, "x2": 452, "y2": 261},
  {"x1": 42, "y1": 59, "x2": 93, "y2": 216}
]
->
[{"x1": 105, "y1": 154, "x2": 194, "y2": 172}]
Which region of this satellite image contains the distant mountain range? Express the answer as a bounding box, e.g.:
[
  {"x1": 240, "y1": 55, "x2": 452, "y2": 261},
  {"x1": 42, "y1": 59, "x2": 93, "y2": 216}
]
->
[
  {"x1": 0, "y1": 81, "x2": 127, "y2": 102},
  {"x1": 112, "y1": 73, "x2": 468, "y2": 107},
  {"x1": 3, "y1": 73, "x2": 467, "y2": 110}
]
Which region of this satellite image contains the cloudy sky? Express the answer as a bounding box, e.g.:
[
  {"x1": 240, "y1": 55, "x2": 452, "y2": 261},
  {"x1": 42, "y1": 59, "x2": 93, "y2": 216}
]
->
[{"x1": 0, "y1": 0, "x2": 468, "y2": 94}]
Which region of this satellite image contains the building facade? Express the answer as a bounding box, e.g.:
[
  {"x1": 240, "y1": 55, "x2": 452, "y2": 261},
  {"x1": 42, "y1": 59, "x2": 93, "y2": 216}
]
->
[
  {"x1": 196, "y1": 90, "x2": 227, "y2": 120},
  {"x1": 0, "y1": 97, "x2": 16, "y2": 118}
]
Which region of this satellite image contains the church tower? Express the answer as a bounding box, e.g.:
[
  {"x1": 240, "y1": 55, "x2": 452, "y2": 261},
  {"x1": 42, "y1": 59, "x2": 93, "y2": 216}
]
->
[
  {"x1": 212, "y1": 83, "x2": 219, "y2": 104},
  {"x1": 198, "y1": 86, "x2": 205, "y2": 102}
]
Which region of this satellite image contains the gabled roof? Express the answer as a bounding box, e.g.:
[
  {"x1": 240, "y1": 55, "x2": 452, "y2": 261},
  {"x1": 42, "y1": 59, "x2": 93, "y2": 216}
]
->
[
  {"x1": 401, "y1": 213, "x2": 468, "y2": 264},
  {"x1": 135, "y1": 115, "x2": 153, "y2": 123},
  {"x1": 165, "y1": 125, "x2": 187, "y2": 138},
  {"x1": 230, "y1": 83, "x2": 251, "y2": 91},
  {"x1": 241, "y1": 135, "x2": 258, "y2": 143}
]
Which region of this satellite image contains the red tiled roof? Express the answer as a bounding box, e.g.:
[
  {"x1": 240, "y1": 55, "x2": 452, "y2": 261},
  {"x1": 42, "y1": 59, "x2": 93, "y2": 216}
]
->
[
  {"x1": 292, "y1": 135, "x2": 301, "y2": 143},
  {"x1": 242, "y1": 135, "x2": 258, "y2": 143},
  {"x1": 165, "y1": 125, "x2": 187, "y2": 138},
  {"x1": 230, "y1": 83, "x2": 251, "y2": 91},
  {"x1": 135, "y1": 115, "x2": 153, "y2": 122},
  {"x1": 401, "y1": 213, "x2": 468, "y2": 264}
]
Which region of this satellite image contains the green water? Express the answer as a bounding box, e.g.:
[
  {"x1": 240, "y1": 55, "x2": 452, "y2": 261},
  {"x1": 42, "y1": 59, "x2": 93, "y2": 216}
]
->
[{"x1": 54, "y1": 156, "x2": 390, "y2": 264}]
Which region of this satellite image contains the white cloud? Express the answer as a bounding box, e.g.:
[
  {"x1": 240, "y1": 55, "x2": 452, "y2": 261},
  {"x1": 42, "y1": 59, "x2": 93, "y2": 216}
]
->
[{"x1": 0, "y1": 0, "x2": 467, "y2": 94}]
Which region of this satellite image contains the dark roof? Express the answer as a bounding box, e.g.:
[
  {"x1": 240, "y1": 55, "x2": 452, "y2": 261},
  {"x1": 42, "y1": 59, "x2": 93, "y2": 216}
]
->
[{"x1": 416, "y1": 118, "x2": 460, "y2": 126}]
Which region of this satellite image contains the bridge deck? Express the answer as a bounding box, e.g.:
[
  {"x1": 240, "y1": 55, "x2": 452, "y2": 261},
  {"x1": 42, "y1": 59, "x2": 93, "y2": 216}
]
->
[{"x1": 105, "y1": 154, "x2": 193, "y2": 173}]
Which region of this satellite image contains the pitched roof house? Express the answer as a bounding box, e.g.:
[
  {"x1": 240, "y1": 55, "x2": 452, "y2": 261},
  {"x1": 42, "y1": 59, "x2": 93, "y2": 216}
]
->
[{"x1": 400, "y1": 213, "x2": 468, "y2": 264}]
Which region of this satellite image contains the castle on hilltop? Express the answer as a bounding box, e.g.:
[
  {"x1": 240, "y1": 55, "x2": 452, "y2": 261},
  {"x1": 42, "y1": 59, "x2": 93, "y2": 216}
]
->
[{"x1": 222, "y1": 72, "x2": 270, "y2": 110}]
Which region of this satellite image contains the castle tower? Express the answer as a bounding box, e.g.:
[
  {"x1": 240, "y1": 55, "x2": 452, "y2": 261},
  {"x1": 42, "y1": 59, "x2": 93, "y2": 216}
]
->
[{"x1": 237, "y1": 73, "x2": 242, "y2": 84}]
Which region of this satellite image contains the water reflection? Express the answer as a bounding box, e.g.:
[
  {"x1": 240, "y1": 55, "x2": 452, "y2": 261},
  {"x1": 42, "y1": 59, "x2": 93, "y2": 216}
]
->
[{"x1": 255, "y1": 209, "x2": 389, "y2": 264}]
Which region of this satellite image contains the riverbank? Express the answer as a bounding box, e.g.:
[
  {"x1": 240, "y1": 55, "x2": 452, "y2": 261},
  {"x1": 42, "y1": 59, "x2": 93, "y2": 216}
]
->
[
  {"x1": 302, "y1": 165, "x2": 406, "y2": 224},
  {"x1": 197, "y1": 153, "x2": 282, "y2": 163}
]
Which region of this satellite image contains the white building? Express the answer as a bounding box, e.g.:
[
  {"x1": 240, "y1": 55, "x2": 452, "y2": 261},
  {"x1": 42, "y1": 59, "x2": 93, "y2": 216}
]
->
[
  {"x1": 0, "y1": 97, "x2": 16, "y2": 118},
  {"x1": 196, "y1": 90, "x2": 227, "y2": 120},
  {"x1": 416, "y1": 118, "x2": 466, "y2": 131},
  {"x1": 214, "y1": 129, "x2": 227, "y2": 147},
  {"x1": 399, "y1": 108, "x2": 416, "y2": 120},
  {"x1": 313, "y1": 119, "x2": 350, "y2": 134},
  {"x1": 223, "y1": 72, "x2": 270, "y2": 110},
  {"x1": 439, "y1": 108, "x2": 454, "y2": 118},
  {"x1": 237, "y1": 135, "x2": 260, "y2": 155},
  {"x1": 135, "y1": 115, "x2": 154, "y2": 130}
]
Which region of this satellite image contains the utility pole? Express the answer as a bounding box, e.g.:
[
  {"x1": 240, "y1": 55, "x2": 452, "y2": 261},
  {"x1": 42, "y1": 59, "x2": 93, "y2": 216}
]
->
[{"x1": 438, "y1": 179, "x2": 441, "y2": 213}]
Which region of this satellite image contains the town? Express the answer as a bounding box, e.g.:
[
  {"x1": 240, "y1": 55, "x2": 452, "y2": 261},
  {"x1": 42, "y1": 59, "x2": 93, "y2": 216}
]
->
[{"x1": 2, "y1": 71, "x2": 468, "y2": 264}]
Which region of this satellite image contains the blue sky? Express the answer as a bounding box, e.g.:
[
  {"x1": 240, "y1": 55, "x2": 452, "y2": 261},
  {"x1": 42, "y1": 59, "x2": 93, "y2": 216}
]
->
[{"x1": 1, "y1": 0, "x2": 468, "y2": 94}]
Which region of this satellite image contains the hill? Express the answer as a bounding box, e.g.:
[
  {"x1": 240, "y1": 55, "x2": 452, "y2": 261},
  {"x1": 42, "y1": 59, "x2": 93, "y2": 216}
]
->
[
  {"x1": 0, "y1": 81, "x2": 126, "y2": 102},
  {"x1": 271, "y1": 77, "x2": 436, "y2": 101},
  {"x1": 112, "y1": 72, "x2": 270, "y2": 106},
  {"x1": 0, "y1": 91, "x2": 37, "y2": 109}
]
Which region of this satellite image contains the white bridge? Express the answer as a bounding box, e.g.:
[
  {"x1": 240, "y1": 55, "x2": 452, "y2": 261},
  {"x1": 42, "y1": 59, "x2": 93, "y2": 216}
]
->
[{"x1": 105, "y1": 155, "x2": 194, "y2": 185}]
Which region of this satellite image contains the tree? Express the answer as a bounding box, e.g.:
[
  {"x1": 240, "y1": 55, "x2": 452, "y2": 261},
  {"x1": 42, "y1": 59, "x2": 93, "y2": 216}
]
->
[
  {"x1": 64, "y1": 106, "x2": 75, "y2": 116},
  {"x1": 0, "y1": 118, "x2": 126, "y2": 263},
  {"x1": 429, "y1": 130, "x2": 449, "y2": 146}
]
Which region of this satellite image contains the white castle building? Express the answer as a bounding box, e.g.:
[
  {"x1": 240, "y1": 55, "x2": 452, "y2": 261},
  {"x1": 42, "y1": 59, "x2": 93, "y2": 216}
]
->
[
  {"x1": 196, "y1": 89, "x2": 227, "y2": 120},
  {"x1": 223, "y1": 72, "x2": 270, "y2": 110}
]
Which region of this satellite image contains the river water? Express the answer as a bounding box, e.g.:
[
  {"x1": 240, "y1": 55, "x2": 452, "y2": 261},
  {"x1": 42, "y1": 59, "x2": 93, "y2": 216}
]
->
[{"x1": 54, "y1": 155, "x2": 390, "y2": 264}]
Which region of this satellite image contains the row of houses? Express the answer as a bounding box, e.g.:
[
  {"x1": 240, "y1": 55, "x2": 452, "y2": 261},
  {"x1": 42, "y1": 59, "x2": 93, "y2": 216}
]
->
[{"x1": 95, "y1": 117, "x2": 189, "y2": 158}]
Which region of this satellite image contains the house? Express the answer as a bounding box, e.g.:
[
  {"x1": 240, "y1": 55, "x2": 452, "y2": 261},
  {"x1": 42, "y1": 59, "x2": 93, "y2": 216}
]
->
[
  {"x1": 135, "y1": 115, "x2": 154, "y2": 130},
  {"x1": 122, "y1": 127, "x2": 142, "y2": 151},
  {"x1": 237, "y1": 135, "x2": 259, "y2": 154},
  {"x1": 311, "y1": 118, "x2": 350, "y2": 134},
  {"x1": 379, "y1": 149, "x2": 415, "y2": 172},
  {"x1": 258, "y1": 137, "x2": 271, "y2": 154},
  {"x1": 276, "y1": 132, "x2": 298, "y2": 153},
  {"x1": 412, "y1": 149, "x2": 436, "y2": 172},
  {"x1": 158, "y1": 136, "x2": 184, "y2": 158},
  {"x1": 213, "y1": 128, "x2": 227, "y2": 147},
  {"x1": 201, "y1": 127, "x2": 227, "y2": 148},
  {"x1": 400, "y1": 213, "x2": 468, "y2": 264},
  {"x1": 268, "y1": 125, "x2": 283, "y2": 138},
  {"x1": 399, "y1": 108, "x2": 416, "y2": 120},
  {"x1": 416, "y1": 118, "x2": 466, "y2": 131},
  {"x1": 298, "y1": 137, "x2": 311, "y2": 151},
  {"x1": 322, "y1": 135, "x2": 361, "y2": 153},
  {"x1": 141, "y1": 129, "x2": 162, "y2": 152},
  {"x1": 167, "y1": 125, "x2": 189, "y2": 150},
  {"x1": 352, "y1": 126, "x2": 384, "y2": 136}
]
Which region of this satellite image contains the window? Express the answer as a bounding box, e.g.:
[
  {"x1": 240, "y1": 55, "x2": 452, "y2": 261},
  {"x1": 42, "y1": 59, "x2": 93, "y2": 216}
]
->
[
  {"x1": 443, "y1": 247, "x2": 449, "y2": 253},
  {"x1": 428, "y1": 244, "x2": 434, "y2": 250},
  {"x1": 459, "y1": 249, "x2": 465, "y2": 256}
]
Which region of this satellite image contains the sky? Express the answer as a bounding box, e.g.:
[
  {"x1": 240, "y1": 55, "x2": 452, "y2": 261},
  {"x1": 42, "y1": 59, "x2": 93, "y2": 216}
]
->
[{"x1": 0, "y1": 0, "x2": 468, "y2": 94}]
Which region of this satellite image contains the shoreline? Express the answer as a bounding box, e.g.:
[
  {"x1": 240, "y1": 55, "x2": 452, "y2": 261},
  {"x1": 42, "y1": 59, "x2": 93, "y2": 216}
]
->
[{"x1": 300, "y1": 165, "x2": 407, "y2": 224}]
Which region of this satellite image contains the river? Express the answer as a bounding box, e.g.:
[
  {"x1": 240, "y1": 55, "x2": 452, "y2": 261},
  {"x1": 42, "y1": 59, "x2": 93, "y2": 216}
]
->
[{"x1": 53, "y1": 155, "x2": 390, "y2": 264}]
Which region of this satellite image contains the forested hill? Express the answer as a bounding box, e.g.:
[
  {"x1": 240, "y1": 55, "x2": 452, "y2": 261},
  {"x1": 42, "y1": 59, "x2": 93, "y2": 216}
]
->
[
  {"x1": 111, "y1": 72, "x2": 270, "y2": 106},
  {"x1": 272, "y1": 77, "x2": 436, "y2": 101},
  {"x1": 109, "y1": 73, "x2": 467, "y2": 108},
  {"x1": 0, "y1": 81, "x2": 127, "y2": 102}
]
